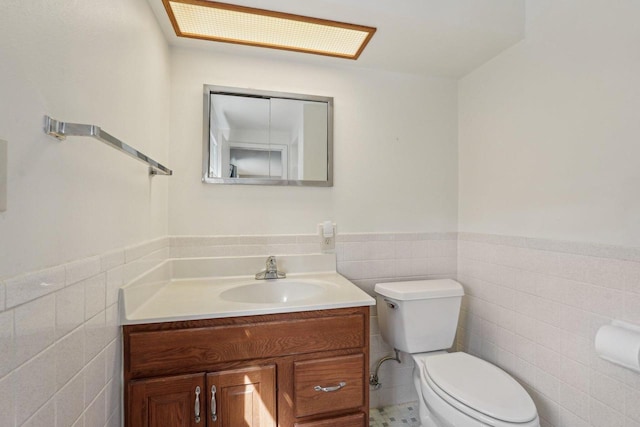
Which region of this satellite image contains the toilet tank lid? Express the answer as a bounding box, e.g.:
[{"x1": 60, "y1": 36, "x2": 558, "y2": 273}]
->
[{"x1": 374, "y1": 279, "x2": 464, "y2": 300}]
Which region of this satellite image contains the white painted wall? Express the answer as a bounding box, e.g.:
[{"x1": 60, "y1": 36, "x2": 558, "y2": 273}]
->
[
  {"x1": 458, "y1": 0, "x2": 640, "y2": 247},
  {"x1": 169, "y1": 49, "x2": 459, "y2": 236},
  {"x1": 0, "y1": 0, "x2": 171, "y2": 278}
]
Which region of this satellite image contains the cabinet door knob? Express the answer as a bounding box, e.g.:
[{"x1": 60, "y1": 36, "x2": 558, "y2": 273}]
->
[
  {"x1": 211, "y1": 385, "x2": 218, "y2": 422},
  {"x1": 314, "y1": 381, "x2": 346, "y2": 392},
  {"x1": 194, "y1": 386, "x2": 201, "y2": 423}
]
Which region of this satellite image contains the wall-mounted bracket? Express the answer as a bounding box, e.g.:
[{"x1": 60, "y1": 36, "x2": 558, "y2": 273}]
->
[{"x1": 44, "y1": 116, "x2": 172, "y2": 176}]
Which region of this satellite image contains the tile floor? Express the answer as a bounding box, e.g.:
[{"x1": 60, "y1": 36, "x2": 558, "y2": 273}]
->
[{"x1": 369, "y1": 402, "x2": 420, "y2": 427}]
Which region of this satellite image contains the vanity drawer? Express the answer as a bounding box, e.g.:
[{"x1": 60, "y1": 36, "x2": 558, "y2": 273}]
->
[
  {"x1": 294, "y1": 354, "x2": 364, "y2": 418},
  {"x1": 127, "y1": 314, "x2": 364, "y2": 376},
  {"x1": 294, "y1": 412, "x2": 366, "y2": 427}
]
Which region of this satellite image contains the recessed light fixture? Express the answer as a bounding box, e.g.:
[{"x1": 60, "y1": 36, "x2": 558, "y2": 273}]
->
[{"x1": 162, "y1": 0, "x2": 376, "y2": 59}]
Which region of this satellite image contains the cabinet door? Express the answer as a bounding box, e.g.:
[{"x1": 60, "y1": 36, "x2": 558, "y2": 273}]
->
[
  {"x1": 207, "y1": 365, "x2": 276, "y2": 427},
  {"x1": 129, "y1": 373, "x2": 205, "y2": 427}
]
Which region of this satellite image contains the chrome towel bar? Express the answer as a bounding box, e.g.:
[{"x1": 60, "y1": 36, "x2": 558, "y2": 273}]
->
[{"x1": 44, "y1": 116, "x2": 172, "y2": 176}]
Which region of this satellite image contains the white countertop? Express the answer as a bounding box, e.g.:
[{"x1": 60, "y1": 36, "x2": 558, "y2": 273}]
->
[{"x1": 119, "y1": 255, "x2": 376, "y2": 325}]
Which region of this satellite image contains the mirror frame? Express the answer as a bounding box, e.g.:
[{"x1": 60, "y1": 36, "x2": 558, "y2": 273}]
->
[{"x1": 202, "y1": 85, "x2": 334, "y2": 186}]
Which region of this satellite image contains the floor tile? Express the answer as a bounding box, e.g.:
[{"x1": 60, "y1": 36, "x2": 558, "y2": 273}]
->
[{"x1": 370, "y1": 402, "x2": 420, "y2": 427}]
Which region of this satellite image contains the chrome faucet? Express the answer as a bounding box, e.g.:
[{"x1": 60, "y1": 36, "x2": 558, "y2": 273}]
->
[{"x1": 255, "y1": 256, "x2": 286, "y2": 280}]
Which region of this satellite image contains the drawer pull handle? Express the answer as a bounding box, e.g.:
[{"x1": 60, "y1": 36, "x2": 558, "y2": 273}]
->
[
  {"x1": 314, "y1": 381, "x2": 346, "y2": 393},
  {"x1": 194, "y1": 386, "x2": 201, "y2": 423},
  {"x1": 211, "y1": 385, "x2": 217, "y2": 422}
]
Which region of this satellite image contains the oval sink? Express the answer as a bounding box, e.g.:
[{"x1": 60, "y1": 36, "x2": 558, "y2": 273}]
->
[{"x1": 220, "y1": 281, "x2": 326, "y2": 304}]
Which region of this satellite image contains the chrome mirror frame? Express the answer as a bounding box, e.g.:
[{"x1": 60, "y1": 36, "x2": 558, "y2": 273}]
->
[{"x1": 202, "y1": 85, "x2": 333, "y2": 187}]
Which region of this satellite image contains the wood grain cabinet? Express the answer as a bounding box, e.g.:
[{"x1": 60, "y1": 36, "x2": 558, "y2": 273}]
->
[
  {"x1": 129, "y1": 373, "x2": 205, "y2": 427},
  {"x1": 124, "y1": 307, "x2": 370, "y2": 427},
  {"x1": 208, "y1": 365, "x2": 276, "y2": 427}
]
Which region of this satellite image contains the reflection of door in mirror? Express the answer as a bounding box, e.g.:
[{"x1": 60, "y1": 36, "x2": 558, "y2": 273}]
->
[
  {"x1": 204, "y1": 86, "x2": 332, "y2": 186},
  {"x1": 228, "y1": 143, "x2": 288, "y2": 179}
]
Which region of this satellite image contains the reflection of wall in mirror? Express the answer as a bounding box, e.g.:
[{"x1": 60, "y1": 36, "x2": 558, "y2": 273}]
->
[
  {"x1": 290, "y1": 136, "x2": 300, "y2": 180},
  {"x1": 227, "y1": 142, "x2": 288, "y2": 179},
  {"x1": 209, "y1": 103, "x2": 221, "y2": 178},
  {"x1": 303, "y1": 103, "x2": 328, "y2": 181},
  {"x1": 222, "y1": 129, "x2": 289, "y2": 179}
]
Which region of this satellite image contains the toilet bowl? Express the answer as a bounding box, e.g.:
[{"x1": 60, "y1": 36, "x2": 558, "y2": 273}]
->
[
  {"x1": 413, "y1": 352, "x2": 538, "y2": 427},
  {"x1": 374, "y1": 279, "x2": 539, "y2": 427}
]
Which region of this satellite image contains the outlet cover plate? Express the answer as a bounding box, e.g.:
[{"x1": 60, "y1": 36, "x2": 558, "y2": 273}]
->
[{"x1": 317, "y1": 222, "x2": 336, "y2": 252}]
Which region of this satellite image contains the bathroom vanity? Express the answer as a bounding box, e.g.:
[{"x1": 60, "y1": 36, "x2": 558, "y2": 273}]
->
[{"x1": 120, "y1": 255, "x2": 375, "y2": 427}]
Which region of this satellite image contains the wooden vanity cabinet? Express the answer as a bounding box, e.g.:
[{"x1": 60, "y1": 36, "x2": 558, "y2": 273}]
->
[
  {"x1": 124, "y1": 306, "x2": 370, "y2": 427},
  {"x1": 128, "y1": 366, "x2": 276, "y2": 427}
]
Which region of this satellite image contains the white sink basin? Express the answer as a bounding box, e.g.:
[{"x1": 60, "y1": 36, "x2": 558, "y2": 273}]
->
[
  {"x1": 220, "y1": 280, "x2": 327, "y2": 304},
  {"x1": 120, "y1": 255, "x2": 376, "y2": 324}
]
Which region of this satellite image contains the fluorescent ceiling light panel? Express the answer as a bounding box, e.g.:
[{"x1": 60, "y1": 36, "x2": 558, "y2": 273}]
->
[{"x1": 163, "y1": 0, "x2": 376, "y2": 59}]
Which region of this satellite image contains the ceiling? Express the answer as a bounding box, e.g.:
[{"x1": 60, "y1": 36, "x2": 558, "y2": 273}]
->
[{"x1": 146, "y1": 0, "x2": 526, "y2": 78}]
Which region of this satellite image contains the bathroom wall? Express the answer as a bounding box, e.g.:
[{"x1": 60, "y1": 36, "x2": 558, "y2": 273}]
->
[
  {"x1": 458, "y1": 0, "x2": 640, "y2": 248},
  {"x1": 458, "y1": 1, "x2": 640, "y2": 426},
  {"x1": 0, "y1": 239, "x2": 169, "y2": 427},
  {"x1": 0, "y1": 0, "x2": 171, "y2": 279},
  {"x1": 168, "y1": 48, "x2": 459, "y2": 236},
  {"x1": 0, "y1": 0, "x2": 171, "y2": 426},
  {"x1": 457, "y1": 234, "x2": 640, "y2": 427},
  {"x1": 168, "y1": 50, "x2": 460, "y2": 407}
]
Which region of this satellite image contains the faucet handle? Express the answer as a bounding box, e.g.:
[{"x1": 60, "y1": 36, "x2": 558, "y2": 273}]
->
[{"x1": 255, "y1": 256, "x2": 285, "y2": 279}]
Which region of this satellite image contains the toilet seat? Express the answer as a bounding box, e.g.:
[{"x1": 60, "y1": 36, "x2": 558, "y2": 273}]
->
[{"x1": 415, "y1": 352, "x2": 538, "y2": 426}]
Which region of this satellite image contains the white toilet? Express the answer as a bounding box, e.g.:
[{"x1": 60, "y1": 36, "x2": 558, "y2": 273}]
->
[{"x1": 375, "y1": 279, "x2": 539, "y2": 427}]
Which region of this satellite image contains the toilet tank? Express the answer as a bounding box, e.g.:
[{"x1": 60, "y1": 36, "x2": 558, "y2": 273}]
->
[{"x1": 375, "y1": 279, "x2": 464, "y2": 354}]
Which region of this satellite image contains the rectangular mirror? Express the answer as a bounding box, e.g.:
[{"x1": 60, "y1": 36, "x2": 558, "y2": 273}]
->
[{"x1": 203, "y1": 85, "x2": 333, "y2": 186}]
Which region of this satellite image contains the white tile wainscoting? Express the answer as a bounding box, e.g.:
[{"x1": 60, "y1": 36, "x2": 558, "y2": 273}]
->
[
  {"x1": 12, "y1": 231, "x2": 640, "y2": 427},
  {"x1": 457, "y1": 233, "x2": 640, "y2": 427},
  {"x1": 0, "y1": 232, "x2": 457, "y2": 427},
  {"x1": 0, "y1": 238, "x2": 170, "y2": 427},
  {"x1": 336, "y1": 232, "x2": 457, "y2": 408}
]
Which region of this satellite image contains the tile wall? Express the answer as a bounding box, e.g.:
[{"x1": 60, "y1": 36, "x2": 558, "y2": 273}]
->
[
  {"x1": 0, "y1": 238, "x2": 169, "y2": 427},
  {"x1": 0, "y1": 231, "x2": 458, "y2": 427},
  {"x1": 336, "y1": 232, "x2": 457, "y2": 408},
  {"x1": 169, "y1": 235, "x2": 323, "y2": 258},
  {"x1": 171, "y1": 232, "x2": 459, "y2": 407},
  {"x1": 457, "y1": 233, "x2": 640, "y2": 427},
  {"x1": 5, "y1": 230, "x2": 640, "y2": 426}
]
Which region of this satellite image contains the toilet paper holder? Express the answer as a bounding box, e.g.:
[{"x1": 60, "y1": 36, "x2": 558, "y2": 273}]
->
[{"x1": 595, "y1": 320, "x2": 640, "y2": 373}]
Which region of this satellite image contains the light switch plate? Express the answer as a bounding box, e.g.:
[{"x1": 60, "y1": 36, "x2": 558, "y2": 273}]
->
[{"x1": 0, "y1": 139, "x2": 6, "y2": 212}]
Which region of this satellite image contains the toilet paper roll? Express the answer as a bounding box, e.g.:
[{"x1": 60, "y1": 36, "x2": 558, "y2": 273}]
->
[{"x1": 595, "y1": 322, "x2": 640, "y2": 373}]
